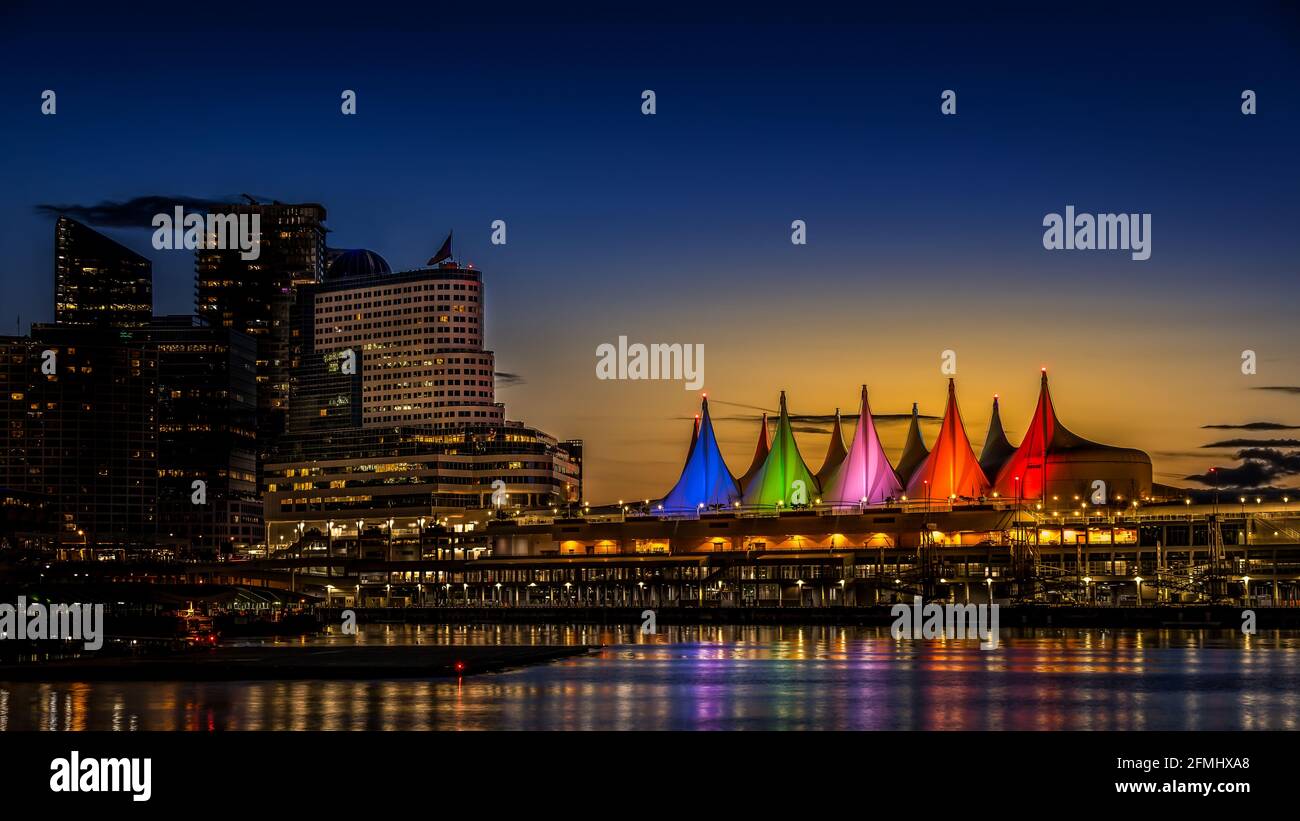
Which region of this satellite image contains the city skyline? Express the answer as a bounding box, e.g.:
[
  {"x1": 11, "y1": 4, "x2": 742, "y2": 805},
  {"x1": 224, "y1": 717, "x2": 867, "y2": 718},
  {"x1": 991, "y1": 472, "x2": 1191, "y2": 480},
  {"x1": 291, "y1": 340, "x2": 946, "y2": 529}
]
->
[
  {"x1": 2, "y1": 10, "x2": 1297, "y2": 502},
  {"x1": 8, "y1": 212, "x2": 1297, "y2": 508},
  {"x1": 4, "y1": 2, "x2": 1300, "y2": 766}
]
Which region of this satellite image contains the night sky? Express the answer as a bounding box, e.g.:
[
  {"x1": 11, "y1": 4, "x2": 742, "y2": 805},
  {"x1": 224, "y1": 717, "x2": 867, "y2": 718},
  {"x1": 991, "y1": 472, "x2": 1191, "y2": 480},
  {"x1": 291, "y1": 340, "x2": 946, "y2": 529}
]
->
[{"x1": 2, "y1": 2, "x2": 1297, "y2": 501}]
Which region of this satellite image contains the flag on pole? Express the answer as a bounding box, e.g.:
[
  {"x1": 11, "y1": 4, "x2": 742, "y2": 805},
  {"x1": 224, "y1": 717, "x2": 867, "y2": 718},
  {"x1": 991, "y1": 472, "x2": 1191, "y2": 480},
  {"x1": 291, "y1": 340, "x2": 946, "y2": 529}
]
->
[{"x1": 428, "y1": 231, "x2": 453, "y2": 265}]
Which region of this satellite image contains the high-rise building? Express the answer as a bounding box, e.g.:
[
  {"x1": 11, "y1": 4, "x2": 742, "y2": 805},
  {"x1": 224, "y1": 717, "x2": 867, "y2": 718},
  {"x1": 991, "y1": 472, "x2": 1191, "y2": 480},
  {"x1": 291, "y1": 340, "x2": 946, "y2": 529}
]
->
[
  {"x1": 301, "y1": 249, "x2": 502, "y2": 429},
  {"x1": 143, "y1": 316, "x2": 262, "y2": 557},
  {"x1": 263, "y1": 242, "x2": 581, "y2": 551},
  {"x1": 54, "y1": 216, "x2": 152, "y2": 328},
  {"x1": 195, "y1": 202, "x2": 327, "y2": 444},
  {"x1": 0, "y1": 325, "x2": 157, "y2": 549}
]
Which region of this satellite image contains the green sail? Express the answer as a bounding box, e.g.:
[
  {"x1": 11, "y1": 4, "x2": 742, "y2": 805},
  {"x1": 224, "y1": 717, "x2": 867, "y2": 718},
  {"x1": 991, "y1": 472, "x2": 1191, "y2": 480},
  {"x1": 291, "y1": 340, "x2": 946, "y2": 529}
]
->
[{"x1": 740, "y1": 391, "x2": 821, "y2": 509}]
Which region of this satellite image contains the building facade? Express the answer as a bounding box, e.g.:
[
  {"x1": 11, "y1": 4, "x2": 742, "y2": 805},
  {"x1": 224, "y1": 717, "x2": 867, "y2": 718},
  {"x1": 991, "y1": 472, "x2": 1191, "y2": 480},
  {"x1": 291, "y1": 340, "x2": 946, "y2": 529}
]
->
[
  {"x1": 263, "y1": 246, "x2": 581, "y2": 552},
  {"x1": 195, "y1": 202, "x2": 327, "y2": 444},
  {"x1": 301, "y1": 255, "x2": 503, "y2": 429},
  {"x1": 54, "y1": 216, "x2": 153, "y2": 329},
  {"x1": 0, "y1": 326, "x2": 158, "y2": 549},
  {"x1": 261, "y1": 422, "x2": 581, "y2": 552},
  {"x1": 288, "y1": 348, "x2": 363, "y2": 434},
  {"x1": 144, "y1": 316, "x2": 262, "y2": 557}
]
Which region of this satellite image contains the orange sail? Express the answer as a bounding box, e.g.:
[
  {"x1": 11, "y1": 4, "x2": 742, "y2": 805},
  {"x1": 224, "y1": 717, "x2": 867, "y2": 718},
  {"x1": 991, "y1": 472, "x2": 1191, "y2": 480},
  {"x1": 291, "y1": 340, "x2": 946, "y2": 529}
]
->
[{"x1": 905, "y1": 379, "x2": 991, "y2": 500}]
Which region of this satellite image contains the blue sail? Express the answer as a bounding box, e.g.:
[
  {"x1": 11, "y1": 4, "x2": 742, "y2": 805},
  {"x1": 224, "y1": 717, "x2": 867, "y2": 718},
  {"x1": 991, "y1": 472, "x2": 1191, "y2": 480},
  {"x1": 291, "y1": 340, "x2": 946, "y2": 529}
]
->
[{"x1": 660, "y1": 396, "x2": 741, "y2": 511}]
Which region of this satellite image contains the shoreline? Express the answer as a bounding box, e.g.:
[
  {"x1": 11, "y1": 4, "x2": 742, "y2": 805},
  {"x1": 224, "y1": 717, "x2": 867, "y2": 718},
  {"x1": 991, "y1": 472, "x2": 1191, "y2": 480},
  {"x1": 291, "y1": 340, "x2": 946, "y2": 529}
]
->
[
  {"x1": 316, "y1": 604, "x2": 1292, "y2": 629},
  {"x1": 0, "y1": 644, "x2": 595, "y2": 682}
]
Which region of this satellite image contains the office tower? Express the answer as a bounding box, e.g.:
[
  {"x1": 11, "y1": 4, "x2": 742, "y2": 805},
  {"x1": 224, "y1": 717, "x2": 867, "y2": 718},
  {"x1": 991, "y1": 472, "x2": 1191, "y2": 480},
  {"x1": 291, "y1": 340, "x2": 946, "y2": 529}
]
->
[
  {"x1": 54, "y1": 216, "x2": 152, "y2": 328},
  {"x1": 264, "y1": 242, "x2": 580, "y2": 548},
  {"x1": 0, "y1": 325, "x2": 157, "y2": 549},
  {"x1": 147, "y1": 316, "x2": 262, "y2": 557},
  {"x1": 195, "y1": 201, "x2": 327, "y2": 443},
  {"x1": 301, "y1": 249, "x2": 502, "y2": 429}
]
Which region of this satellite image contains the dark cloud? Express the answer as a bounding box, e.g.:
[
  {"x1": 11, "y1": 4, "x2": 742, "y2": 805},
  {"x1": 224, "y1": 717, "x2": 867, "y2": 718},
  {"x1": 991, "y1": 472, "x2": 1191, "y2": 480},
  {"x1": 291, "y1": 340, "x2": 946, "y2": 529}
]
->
[
  {"x1": 704, "y1": 398, "x2": 776, "y2": 414},
  {"x1": 701, "y1": 412, "x2": 938, "y2": 426},
  {"x1": 792, "y1": 424, "x2": 834, "y2": 435},
  {"x1": 1201, "y1": 422, "x2": 1300, "y2": 431},
  {"x1": 35, "y1": 195, "x2": 271, "y2": 228},
  {"x1": 1184, "y1": 464, "x2": 1261, "y2": 487},
  {"x1": 1237, "y1": 448, "x2": 1300, "y2": 473},
  {"x1": 494, "y1": 371, "x2": 525, "y2": 387},
  {"x1": 704, "y1": 397, "x2": 936, "y2": 422},
  {"x1": 1184, "y1": 447, "x2": 1300, "y2": 489},
  {"x1": 1202, "y1": 438, "x2": 1300, "y2": 448},
  {"x1": 701, "y1": 399, "x2": 937, "y2": 427},
  {"x1": 1253, "y1": 386, "x2": 1300, "y2": 395}
]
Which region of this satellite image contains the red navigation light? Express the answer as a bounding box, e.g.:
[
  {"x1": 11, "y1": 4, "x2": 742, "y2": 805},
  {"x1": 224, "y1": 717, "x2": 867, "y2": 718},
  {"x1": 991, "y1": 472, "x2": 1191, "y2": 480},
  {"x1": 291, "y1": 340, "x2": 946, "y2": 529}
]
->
[{"x1": 454, "y1": 661, "x2": 466, "y2": 673}]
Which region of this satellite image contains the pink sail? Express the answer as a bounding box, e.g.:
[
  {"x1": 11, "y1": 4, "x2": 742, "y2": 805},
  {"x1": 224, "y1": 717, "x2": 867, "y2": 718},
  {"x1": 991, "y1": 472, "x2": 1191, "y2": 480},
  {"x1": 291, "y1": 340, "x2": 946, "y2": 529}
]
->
[{"x1": 822, "y1": 386, "x2": 903, "y2": 506}]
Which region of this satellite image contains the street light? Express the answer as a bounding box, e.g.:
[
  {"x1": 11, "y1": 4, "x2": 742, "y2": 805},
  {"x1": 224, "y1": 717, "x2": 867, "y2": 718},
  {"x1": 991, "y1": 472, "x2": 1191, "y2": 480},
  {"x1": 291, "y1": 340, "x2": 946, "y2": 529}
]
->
[{"x1": 1134, "y1": 576, "x2": 1143, "y2": 606}]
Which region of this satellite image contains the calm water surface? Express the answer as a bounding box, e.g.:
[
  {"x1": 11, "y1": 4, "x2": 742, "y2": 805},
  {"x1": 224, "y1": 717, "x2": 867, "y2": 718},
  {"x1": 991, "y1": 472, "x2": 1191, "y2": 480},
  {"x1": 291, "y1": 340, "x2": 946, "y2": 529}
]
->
[{"x1": 2, "y1": 625, "x2": 1298, "y2": 731}]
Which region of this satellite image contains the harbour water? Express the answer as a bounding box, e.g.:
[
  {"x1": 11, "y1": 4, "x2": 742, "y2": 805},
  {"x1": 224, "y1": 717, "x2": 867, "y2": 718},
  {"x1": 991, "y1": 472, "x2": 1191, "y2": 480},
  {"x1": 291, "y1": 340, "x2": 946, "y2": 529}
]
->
[{"x1": 2, "y1": 625, "x2": 1297, "y2": 731}]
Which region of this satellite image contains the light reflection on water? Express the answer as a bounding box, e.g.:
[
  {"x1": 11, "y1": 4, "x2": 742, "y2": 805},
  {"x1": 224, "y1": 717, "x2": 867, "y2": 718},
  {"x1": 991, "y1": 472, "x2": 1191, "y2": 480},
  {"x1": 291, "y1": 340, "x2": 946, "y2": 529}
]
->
[{"x1": 2, "y1": 625, "x2": 1298, "y2": 731}]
